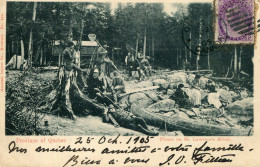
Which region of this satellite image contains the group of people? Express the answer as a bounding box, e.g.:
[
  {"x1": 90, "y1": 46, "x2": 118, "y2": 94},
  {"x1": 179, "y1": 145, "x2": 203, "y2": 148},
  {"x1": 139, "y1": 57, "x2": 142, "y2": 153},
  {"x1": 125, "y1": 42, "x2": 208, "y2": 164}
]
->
[
  {"x1": 125, "y1": 49, "x2": 152, "y2": 80},
  {"x1": 62, "y1": 41, "x2": 125, "y2": 105},
  {"x1": 171, "y1": 74, "x2": 230, "y2": 117},
  {"x1": 61, "y1": 41, "x2": 158, "y2": 135}
]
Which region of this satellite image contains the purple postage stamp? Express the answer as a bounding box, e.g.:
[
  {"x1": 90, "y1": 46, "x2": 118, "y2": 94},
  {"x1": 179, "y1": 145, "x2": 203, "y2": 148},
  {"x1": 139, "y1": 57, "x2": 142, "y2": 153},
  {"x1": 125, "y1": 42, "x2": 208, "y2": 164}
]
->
[{"x1": 215, "y1": 0, "x2": 255, "y2": 44}]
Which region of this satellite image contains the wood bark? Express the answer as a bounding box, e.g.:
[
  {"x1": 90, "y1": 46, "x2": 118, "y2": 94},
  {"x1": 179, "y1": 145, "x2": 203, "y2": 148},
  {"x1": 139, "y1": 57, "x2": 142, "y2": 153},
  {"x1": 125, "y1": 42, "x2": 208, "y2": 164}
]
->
[
  {"x1": 152, "y1": 36, "x2": 154, "y2": 60},
  {"x1": 238, "y1": 46, "x2": 242, "y2": 73},
  {"x1": 135, "y1": 35, "x2": 138, "y2": 59},
  {"x1": 196, "y1": 19, "x2": 202, "y2": 70},
  {"x1": 234, "y1": 45, "x2": 237, "y2": 77},
  {"x1": 143, "y1": 26, "x2": 147, "y2": 56},
  {"x1": 131, "y1": 104, "x2": 252, "y2": 136},
  {"x1": 21, "y1": 39, "x2": 24, "y2": 66},
  {"x1": 28, "y1": 2, "x2": 37, "y2": 68}
]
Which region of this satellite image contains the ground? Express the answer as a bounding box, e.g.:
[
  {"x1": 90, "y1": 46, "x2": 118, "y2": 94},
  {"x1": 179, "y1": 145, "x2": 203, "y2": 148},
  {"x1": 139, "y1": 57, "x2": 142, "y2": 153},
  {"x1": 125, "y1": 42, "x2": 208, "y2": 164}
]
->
[
  {"x1": 5, "y1": 69, "x2": 183, "y2": 136},
  {"x1": 5, "y1": 68, "x2": 253, "y2": 136}
]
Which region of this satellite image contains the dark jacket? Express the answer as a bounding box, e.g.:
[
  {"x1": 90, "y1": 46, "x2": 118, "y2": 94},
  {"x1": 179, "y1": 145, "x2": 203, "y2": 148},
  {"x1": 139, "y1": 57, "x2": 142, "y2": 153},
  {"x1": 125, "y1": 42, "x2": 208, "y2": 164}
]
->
[{"x1": 87, "y1": 76, "x2": 105, "y2": 99}]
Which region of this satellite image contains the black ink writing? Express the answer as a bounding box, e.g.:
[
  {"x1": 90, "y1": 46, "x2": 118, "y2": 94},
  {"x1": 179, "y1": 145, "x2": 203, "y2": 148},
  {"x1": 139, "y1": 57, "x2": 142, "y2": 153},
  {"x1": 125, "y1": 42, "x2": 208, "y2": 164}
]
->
[
  {"x1": 8, "y1": 141, "x2": 27, "y2": 154},
  {"x1": 124, "y1": 157, "x2": 150, "y2": 164},
  {"x1": 35, "y1": 145, "x2": 95, "y2": 153},
  {"x1": 101, "y1": 146, "x2": 150, "y2": 154},
  {"x1": 63, "y1": 155, "x2": 101, "y2": 167}
]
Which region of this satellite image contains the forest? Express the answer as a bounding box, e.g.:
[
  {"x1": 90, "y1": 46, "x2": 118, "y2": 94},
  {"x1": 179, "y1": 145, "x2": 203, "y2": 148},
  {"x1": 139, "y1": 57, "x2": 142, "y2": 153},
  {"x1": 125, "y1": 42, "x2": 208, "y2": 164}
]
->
[{"x1": 6, "y1": 2, "x2": 253, "y2": 76}]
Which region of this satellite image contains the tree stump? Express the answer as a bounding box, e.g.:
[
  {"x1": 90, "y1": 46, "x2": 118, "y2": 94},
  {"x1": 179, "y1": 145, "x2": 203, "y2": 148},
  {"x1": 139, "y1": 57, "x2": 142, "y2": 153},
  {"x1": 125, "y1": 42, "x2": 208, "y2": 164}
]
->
[{"x1": 39, "y1": 67, "x2": 106, "y2": 119}]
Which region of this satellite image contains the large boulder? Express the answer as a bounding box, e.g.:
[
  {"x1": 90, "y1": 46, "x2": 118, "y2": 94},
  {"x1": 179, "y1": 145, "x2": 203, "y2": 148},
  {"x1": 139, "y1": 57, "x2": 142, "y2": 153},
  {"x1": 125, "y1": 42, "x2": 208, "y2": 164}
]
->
[
  {"x1": 136, "y1": 80, "x2": 154, "y2": 88},
  {"x1": 187, "y1": 74, "x2": 196, "y2": 85},
  {"x1": 147, "y1": 99, "x2": 175, "y2": 111},
  {"x1": 218, "y1": 89, "x2": 232, "y2": 103},
  {"x1": 144, "y1": 91, "x2": 159, "y2": 102},
  {"x1": 226, "y1": 97, "x2": 253, "y2": 116},
  {"x1": 153, "y1": 79, "x2": 169, "y2": 89},
  {"x1": 167, "y1": 72, "x2": 187, "y2": 84},
  {"x1": 129, "y1": 92, "x2": 153, "y2": 107},
  {"x1": 198, "y1": 77, "x2": 209, "y2": 89},
  {"x1": 118, "y1": 95, "x2": 130, "y2": 108},
  {"x1": 167, "y1": 89, "x2": 175, "y2": 96},
  {"x1": 240, "y1": 89, "x2": 249, "y2": 99}
]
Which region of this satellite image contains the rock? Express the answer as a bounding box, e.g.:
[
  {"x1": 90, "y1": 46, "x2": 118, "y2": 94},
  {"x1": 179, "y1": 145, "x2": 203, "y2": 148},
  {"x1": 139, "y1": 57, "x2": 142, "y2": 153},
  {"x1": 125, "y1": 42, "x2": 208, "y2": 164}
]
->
[
  {"x1": 163, "y1": 112, "x2": 175, "y2": 117},
  {"x1": 191, "y1": 108, "x2": 200, "y2": 115},
  {"x1": 167, "y1": 72, "x2": 187, "y2": 84},
  {"x1": 129, "y1": 93, "x2": 153, "y2": 107},
  {"x1": 226, "y1": 97, "x2": 253, "y2": 116},
  {"x1": 177, "y1": 111, "x2": 190, "y2": 119},
  {"x1": 136, "y1": 80, "x2": 154, "y2": 88},
  {"x1": 187, "y1": 74, "x2": 196, "y2": 85},
  {"x1": 200, "y1": 108, "x2": 219, "y2": 117},
  {"x1": 183, "y1": 88, "x2": 201, "y2": 106},
  {"x1": 167, "y1": 89, "x2": 174, "y2": 95},
  {"x1": 160, "y1": 75, "x2": 167, "y2": 80},
  {"x1": 144, "y1": 91, "x2": 159, "y2": 102},
  {"x1": 240, "y1": 89, "x2": 248, "y2": 99},
  {"x1": 118, "y1": 95, "x2": 130, "y2": 107},
  {"x1": 180, "y1": 108, "x2": 196, "y2": 117},
  {"x1": 198, "y1": 77, "x2": 209, "y2": 89},
  {"x1": 147, "y1": 99, "x2": 175, "y2": 111},
  {"x1": 229, "y1": 91, "x2": 239, "y2": 101},
  {"x1": 218, "y1": 89, "x2": 232, "y2": 103},
  {"x1": 153, "y1": 79, "x2": 169, "y2": 89}
]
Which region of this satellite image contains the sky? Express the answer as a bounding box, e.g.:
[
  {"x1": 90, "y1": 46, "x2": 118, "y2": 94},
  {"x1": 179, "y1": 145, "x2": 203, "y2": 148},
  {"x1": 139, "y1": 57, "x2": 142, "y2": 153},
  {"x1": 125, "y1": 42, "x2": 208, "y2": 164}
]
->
[{"x1": 109, "y1": 2, "x2": 187, "y2": 16}]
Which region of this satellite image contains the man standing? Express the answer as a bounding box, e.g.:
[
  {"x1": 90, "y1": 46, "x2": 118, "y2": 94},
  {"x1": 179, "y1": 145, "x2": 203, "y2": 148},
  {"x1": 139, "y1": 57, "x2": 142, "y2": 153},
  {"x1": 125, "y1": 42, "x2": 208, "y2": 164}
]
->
[
  {"x1": 126, "y1": 52, "x2": 141, "y2": 78},
  {"x1": 93, "y1": 47, "x2": 119, "y2": 77},
  {"x1": 62, "y1": 41, "x2": 85, "y2": 73}
]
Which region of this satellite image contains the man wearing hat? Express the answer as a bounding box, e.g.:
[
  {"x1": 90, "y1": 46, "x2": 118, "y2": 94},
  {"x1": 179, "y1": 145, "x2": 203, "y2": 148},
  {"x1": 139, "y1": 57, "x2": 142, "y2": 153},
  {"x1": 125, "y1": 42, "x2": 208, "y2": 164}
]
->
[
  {"x1": 87, "y1": 68, "x2": 106, "y2": 99},
  {"x1": 62, "y1": 41, "x2": 85, "y2": 72},
  {"x1": 93, "y1": 47, "x2": 119, "y2": 77}
]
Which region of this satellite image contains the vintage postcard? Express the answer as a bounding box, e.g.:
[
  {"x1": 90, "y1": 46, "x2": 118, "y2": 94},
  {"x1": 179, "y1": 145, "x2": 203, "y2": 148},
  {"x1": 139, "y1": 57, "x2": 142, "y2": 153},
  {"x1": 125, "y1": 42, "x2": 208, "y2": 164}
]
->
[{"x1": 0, "y1": 0, "x2": 259, "y2": 166}]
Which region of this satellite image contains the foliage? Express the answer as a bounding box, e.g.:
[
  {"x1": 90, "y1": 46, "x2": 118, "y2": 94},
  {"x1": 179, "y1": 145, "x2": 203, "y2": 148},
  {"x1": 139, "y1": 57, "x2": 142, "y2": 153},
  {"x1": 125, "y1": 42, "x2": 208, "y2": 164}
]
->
[
  {"x1": 5, "y1": 71, "x2": 56, "y2": 135},
  {"x1": 6, "y1": 2, "x2": 254, "y2": 74}
]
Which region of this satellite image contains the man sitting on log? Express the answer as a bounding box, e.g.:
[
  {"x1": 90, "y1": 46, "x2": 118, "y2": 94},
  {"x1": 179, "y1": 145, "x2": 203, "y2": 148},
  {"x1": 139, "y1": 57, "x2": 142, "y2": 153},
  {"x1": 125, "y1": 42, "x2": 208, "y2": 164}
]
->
[{"x1": 87, "y1": 69, "x2": 106, "y2": 99}]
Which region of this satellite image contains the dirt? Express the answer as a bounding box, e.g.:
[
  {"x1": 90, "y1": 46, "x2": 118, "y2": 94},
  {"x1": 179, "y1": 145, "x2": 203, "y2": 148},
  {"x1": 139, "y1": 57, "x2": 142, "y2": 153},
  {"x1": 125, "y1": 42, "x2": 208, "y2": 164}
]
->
[
  {"x1": 6, "y1": 69, "x2": 253, "y2": 136},
  {"x1": 41, "y1": 114, "x2": 182, "y2": 136},
  {"x1": 6, "y1": 69, "x2": 182, "y2": 136}
]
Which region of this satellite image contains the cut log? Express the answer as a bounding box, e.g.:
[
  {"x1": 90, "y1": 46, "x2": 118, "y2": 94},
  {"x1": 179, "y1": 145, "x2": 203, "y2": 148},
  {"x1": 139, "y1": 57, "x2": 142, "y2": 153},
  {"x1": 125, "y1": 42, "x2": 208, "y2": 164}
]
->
[
  {"x1": 119, "y1": 86, "x2": 159, "y2": 97},
  {"x1": 131, "y1": 104, "x2": 252, "y2": 136}
]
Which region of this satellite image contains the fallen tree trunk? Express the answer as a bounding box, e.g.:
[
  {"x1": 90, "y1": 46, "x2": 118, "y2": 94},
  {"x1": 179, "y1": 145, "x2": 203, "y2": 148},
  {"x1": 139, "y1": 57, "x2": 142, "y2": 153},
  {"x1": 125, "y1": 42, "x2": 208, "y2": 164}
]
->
[{"x1": 131, "y1": 104, "x2": 252, "y2": 136}]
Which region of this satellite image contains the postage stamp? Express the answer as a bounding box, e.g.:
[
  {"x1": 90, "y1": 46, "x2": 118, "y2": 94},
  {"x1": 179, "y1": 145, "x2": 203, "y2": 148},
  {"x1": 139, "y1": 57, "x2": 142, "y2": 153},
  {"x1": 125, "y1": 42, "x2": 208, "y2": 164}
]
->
[{"x1": 215, "y1": 0, "x2": 255, "y2": 44}]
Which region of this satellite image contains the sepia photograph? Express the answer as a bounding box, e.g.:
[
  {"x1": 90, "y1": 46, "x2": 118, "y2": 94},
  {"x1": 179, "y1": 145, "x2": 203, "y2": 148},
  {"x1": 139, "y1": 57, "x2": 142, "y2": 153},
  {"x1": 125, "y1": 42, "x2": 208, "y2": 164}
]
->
[{"x1": 5, "y1": 1, "x2": 254, "y2": 136}]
